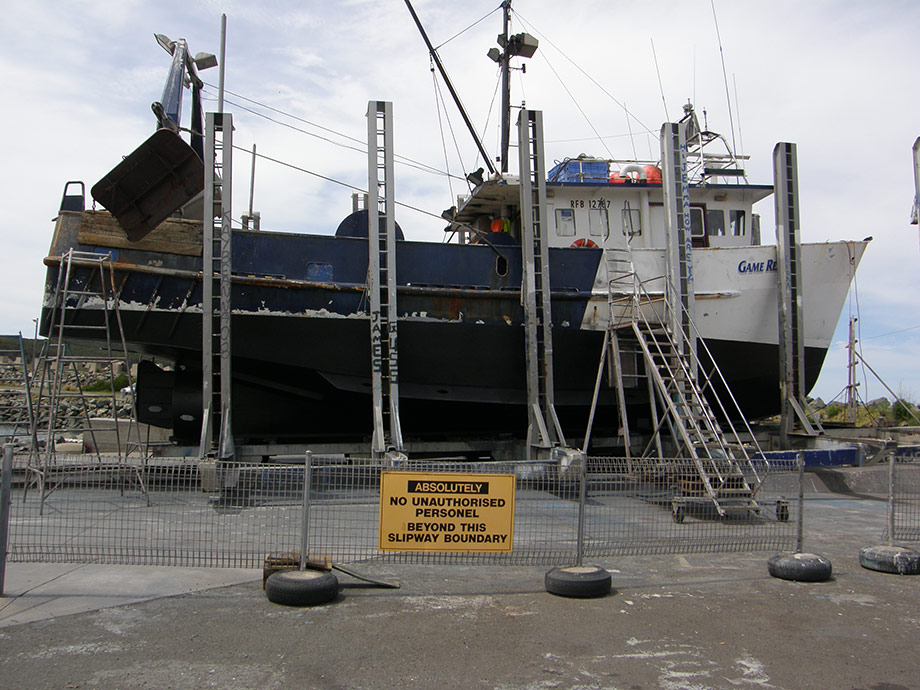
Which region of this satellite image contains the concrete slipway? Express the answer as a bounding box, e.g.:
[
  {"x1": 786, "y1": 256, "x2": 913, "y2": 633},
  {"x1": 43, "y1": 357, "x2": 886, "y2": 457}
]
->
[{"x1": 0, "y1": 468, "x2": 916, "y2": 690}]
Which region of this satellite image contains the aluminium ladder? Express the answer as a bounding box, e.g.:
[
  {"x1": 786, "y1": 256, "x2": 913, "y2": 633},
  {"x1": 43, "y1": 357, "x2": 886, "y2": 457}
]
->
[
  {"x1": 0, "y1": 333, "x2": 35, "y2": 448},
  {"x1": 27, "y1": 249, "x2": 147, "y2": 510}
]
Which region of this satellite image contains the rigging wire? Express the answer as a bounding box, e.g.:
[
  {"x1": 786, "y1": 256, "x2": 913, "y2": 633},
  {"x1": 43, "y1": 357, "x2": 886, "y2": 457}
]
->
[
  {"x1": 624, "y1": 101, "x2": 638, "y2": 160},
  {"x1": 202, "y1": 84, "x2": 464, "y2": 182},
  {"x1": 732, "y1": 73, "x2": 745, "y2": 162},
  {"x1": 863, "y1": 323, "x2": 920, "y2": 340},
  {"x1": 429, "y1": 54, "x2": 478, "y2": 208},
  {"x1": 526, "y1": 47, "x2": 615, "y2": 161},
  {"x1": 513, "y1": 10, "x2": 656, "y2": 137},
  {"x1": 232, "y1": 144, "x2": 450, "y2": 225},
  {"x1": 434, "y1": 4, "x2": 502, "y2": 50},
  {"x1": 434, "y1": 69, "x2": 473, "y2": 190},
  {"x1": 431, "y1": 57, "x2": 457, "y2": 204},
  {"x1": 650, "y1": 38, "x2": 670, "y2": 121},
  {"x1": 710, "y1": 0, "x2": 738, "y2": 158},
  {"x1": 483, "y1": 67, "x2": 502, "y2": 168}
]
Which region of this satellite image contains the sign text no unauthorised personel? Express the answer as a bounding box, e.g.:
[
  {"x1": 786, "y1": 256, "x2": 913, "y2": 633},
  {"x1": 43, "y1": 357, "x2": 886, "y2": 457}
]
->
[{"x1": 378, "y1": 472, "x2": 515, "y2": 553}]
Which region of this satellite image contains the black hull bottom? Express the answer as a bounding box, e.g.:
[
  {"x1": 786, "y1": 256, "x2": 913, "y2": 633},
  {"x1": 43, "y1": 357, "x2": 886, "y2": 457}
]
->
[
  {"x1": 131, "y1": 329, "x2": 827, "y2": 448},
  {"x1": 42, "y1": 304, "x2": 827, "y2": 448}
]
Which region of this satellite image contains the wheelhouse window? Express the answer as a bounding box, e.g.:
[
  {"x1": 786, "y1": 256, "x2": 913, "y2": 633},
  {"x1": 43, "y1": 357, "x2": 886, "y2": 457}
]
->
[
  {"x1": 707, "y1": 209, "x2": 725, "y2": 236},
  {"x1": 621, "y1": 202, "x2": 641, "y2": 236},
  {"x1": 689, "y1": 206, "x2": 708, "y2": 248},
  {"x1": 555, "y1": 208, "x2": 576, "y2": 236},
  {"x1": 730, "y1": 210, "x2": 746, "y2": 236},
  {"x1": 588, "y1": 208, "x2": 608, "y2": 237}
]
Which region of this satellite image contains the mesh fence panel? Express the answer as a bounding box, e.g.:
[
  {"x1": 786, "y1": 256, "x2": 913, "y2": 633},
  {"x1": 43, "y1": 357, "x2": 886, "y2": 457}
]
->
[
  {"x1": 306, "y1": 456, "x2": 799, "y2": 565},
  {"x1": 893, "y1": 450, "x2": 920, "y2": 544},
  {"x1": 8, "y1": 454, "x2": 304, "y2": 568},
  {"x1": 6, "y1": 453, "x2": 799, "y2": 568}
]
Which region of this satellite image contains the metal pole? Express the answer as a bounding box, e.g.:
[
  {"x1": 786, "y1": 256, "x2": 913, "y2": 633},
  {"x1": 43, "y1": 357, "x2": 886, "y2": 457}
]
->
[
  {"x1": 0, "y1": 445, "x2": 13, "y2": 595},
  {"x1": 796, "y1": 451, "x2": 804, "y2": 553},
  {"x1": 576, "y1": 457, "x2": 586, "y2": 567},
  {"x1": 499, "y1": 0, "x2": 511, "y2": 174},
  {"x1": 887, "y1": 445, "x2": 896, "y2": 547},
  {"x1": 248, "y1": 143, "x2": 257, "y2": 220},
  {"x1": 300, "y1": 450, "x2": 312, "y2": 571},
  {"x1": 217, "y1": 14, "x2": 227, "y2": 114}
]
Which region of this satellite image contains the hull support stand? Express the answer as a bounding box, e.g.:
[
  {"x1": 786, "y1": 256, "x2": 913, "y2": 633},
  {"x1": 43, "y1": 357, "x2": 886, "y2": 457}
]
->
[
  {"x1": 775, "y1": 142, "x2": 823, "y2": 448},
  {"x1": 200, "y1": 111, "x2": 234, "y2": 462},
  {"x1": 519, "y1": 109, "x2": 583, "y2": 470},
  {"x1": 367, "y1": 101, "x2": 405, "y2": 463}
]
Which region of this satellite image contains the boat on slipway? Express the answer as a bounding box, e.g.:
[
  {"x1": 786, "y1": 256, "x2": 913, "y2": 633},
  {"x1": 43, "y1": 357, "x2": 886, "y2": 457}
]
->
[{"x1": 39, "y1": 6, "x2": 866, "y2": 453}]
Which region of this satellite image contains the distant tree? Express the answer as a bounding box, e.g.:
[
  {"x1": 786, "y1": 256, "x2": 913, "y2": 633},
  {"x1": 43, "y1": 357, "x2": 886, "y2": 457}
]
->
[{"x1": 892, "y1": 399, "x2": 917, "y2": 425}]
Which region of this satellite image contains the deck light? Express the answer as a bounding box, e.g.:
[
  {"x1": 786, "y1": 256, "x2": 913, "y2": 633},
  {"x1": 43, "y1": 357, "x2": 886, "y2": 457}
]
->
[
  {"x1": 194, "y1": 52, "x2": 218, "y2": 70},
  {"x1": 466, "y1": 168, "x2": 485, "y2": 187}
]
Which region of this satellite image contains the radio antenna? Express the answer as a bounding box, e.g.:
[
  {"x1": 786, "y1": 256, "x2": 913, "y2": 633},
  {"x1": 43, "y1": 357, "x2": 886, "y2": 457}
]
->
[{"x1": 710, "y1": 0, "x2": 738, "y2": 155}]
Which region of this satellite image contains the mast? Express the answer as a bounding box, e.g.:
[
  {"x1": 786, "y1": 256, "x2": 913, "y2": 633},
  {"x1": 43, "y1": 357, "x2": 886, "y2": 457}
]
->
[
  {"x1": 499, "y1": 1, "x2": 511, "y2": 174},
  {"x1": 489, "y1": 0, "x2": 539, "y2": 174}
]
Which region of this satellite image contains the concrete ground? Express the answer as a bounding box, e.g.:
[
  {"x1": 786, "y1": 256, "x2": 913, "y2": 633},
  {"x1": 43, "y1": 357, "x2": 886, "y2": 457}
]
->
[{"x1": 1, "y1": 472, "x2": 918, "y2": 690}]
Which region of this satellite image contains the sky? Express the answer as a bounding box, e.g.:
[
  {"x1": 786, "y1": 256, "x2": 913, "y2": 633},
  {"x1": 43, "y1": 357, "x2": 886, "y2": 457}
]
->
[{"x1": 0, "y1": 0, "x2": 918, "y2": 407}]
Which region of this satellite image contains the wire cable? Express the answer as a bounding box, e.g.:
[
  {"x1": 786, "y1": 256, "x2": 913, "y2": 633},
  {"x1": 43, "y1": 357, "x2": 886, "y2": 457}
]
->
[
  {"x1": 202, "y1": 85, "x2": 465, "y2": 182},
  {"x1": 513, "y1": 10, "x2": 656, "y2": 138},
  {"x1": 230, "y1": 144, "x2": 456, "y2": 226},
  {"x1": 434, "y1": 4, "x2": 502, "y2": 50}
]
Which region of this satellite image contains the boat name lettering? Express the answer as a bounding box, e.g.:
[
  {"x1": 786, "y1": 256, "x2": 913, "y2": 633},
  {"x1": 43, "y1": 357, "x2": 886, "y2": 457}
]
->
[
  {"x1": 679, "y1": 141, "x2": 694, "y2": 284},
  {"x1": 737, "y1": 259, "x2": 777, "y2": 274},
  {"x1": 569, "y1": 199, "x2": 611, "y2": 210}
]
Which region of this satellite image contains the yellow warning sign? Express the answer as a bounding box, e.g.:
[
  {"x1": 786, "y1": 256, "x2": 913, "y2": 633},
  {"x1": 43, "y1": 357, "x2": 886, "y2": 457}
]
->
[{"x1": 378, "y1": 472, "x2": 515, "y2": 553}]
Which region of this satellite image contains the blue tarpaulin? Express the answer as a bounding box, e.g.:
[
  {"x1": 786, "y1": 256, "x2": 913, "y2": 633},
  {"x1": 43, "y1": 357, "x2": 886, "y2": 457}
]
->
[{"x1": 548, "y1": 158, "x2": 609, "y2": 183}]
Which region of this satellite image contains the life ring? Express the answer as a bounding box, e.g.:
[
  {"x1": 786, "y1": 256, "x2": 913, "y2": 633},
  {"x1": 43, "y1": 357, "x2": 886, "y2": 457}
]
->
[{"x1": 570, "y1": 238, "x2": 599, "y2": 248}]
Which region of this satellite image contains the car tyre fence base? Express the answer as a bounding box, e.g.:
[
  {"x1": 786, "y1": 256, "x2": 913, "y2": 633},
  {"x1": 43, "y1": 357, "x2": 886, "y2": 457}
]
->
[
  {"x1": 264, "y1": 569, "x2": 340, "y2": 606},
  {"x1": 544, "y1": 565, "x2": 612, "y2": 598},
  {"x1": 858, "y1": 545, "x2": 920, "y2": 576},
  {"x1": 766, "y1": 552, "x2": 833, "y2": 582}
]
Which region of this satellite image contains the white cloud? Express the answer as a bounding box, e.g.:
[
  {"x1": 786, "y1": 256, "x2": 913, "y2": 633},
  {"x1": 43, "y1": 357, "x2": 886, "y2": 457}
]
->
[{"x1": 1, "y1": 0, "x2": 918, "y2": 405}]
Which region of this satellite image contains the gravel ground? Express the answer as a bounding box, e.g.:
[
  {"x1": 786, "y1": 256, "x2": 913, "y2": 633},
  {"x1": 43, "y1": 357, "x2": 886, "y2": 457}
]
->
[{"x1": 1, "y1": 492, "x2": 917, "y2": 690}]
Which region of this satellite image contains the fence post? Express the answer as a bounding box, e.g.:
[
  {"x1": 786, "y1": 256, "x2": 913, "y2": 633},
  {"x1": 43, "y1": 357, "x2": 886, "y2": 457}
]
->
[
  {"x1": 0, "y1": 444, "x2": 13, "y2": 596},
  {"x1": 795, "y1": 451, "x2": 805, "y2": 553},
  {"x1": 300, "y1": 450, "x2": 312, "y2": 571},
  {"x1": 887, "y1": 444, "x2": 896, "y2": 546},
  {"x1": 576, "y1": 455, "x2": 586, "y2": 567}
]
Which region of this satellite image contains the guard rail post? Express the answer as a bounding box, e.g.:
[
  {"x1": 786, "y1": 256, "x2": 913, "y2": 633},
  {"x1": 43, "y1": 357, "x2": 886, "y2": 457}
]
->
[
  {"x1": 887, "y1": 444, "x2": 896, "y2": 546},
  {"x1": 0, "y1": 444, "x2": 13, "y2": 595},
  {"x1": 576, "y1": 454, "x2": 587, "y2": 566},
  {"x1": 300, "y1": 450, "x2": 313, "y2": 571},
  {"x1": 796, "y1": 451, "x2": 805, "y2": 553}
]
